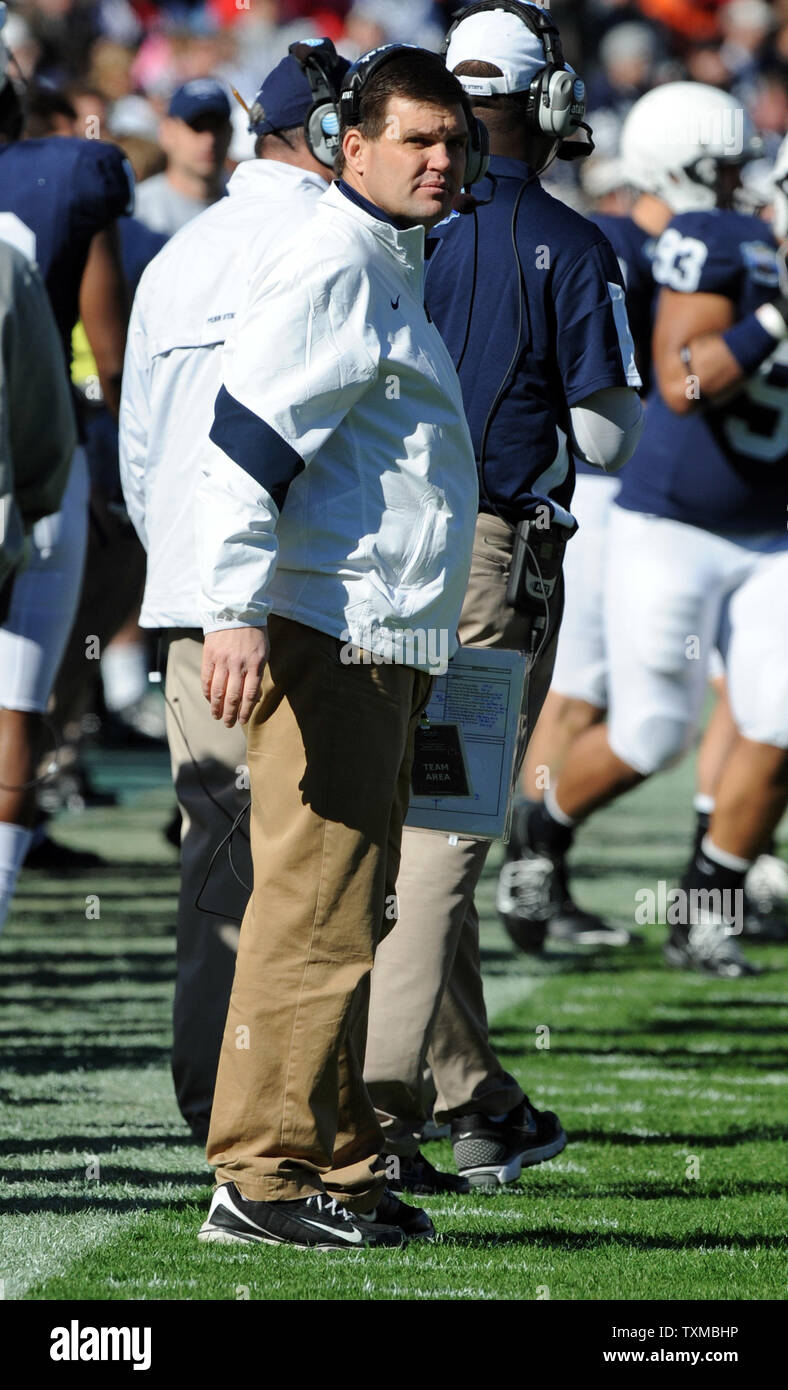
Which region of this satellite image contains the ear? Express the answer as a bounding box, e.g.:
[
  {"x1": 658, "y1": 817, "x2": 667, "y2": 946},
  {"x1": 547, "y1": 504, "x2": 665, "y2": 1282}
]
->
[{"x1": 342, "y1": 128, "x2": 365, "y2": 173}]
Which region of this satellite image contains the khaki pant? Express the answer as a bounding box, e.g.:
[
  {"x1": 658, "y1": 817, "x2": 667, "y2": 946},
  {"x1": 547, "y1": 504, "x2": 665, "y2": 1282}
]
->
[
  {"x1": 207, "y1": 614, "x2": 431, "y2": 1205},
  {"x1": 164, "y1": 632, "x2": 250, "y2": 1137},
  {"x1": 364, "y1": 513, "x2": 564, "y2": 1152}
]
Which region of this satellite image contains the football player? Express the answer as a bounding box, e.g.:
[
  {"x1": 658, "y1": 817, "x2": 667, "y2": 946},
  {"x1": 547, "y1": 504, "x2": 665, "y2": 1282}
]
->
[
  {"x1": 0, "y1": 36, "x2": 131, "y2": 889},
  {"x1": 503, "y1": 82, "x2": 788, "y2": 978}
]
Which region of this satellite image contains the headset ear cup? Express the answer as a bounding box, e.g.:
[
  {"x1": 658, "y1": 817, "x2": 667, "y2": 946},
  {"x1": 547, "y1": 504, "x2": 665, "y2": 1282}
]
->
[
  {"x1": 305, "y1": 101, "x2": 340, "y2": 168},
  {"x1": 464, "y1": 116, "x2": 489, "y2": 186},
  {"x1": 535, "y1": 67, "x2": 582, "y2": 139}
]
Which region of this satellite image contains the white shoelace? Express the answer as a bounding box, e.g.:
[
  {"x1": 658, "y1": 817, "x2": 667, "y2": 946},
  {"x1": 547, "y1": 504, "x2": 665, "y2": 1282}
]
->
[{"x1": 306, "y1": 1194, "x2": 354, "y2": 1222}]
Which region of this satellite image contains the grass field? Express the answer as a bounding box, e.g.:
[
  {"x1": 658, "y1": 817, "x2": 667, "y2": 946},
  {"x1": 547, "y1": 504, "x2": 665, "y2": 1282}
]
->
[{"x1": 1, "y1": 743, "x2": 786, "y2": 1302}]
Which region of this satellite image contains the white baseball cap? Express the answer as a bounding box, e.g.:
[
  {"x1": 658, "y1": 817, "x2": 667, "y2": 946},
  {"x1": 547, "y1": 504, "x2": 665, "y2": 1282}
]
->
[{"x1": 445, "y1": 5, "x2": 548, "y2": 96}]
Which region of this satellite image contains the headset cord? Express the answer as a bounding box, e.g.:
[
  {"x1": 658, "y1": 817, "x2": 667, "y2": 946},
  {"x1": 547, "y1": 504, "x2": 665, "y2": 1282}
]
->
[
  {"x1": 194, "y1": 800, "x2": 252, "y2": 916},
  {"x1": 454, "y1": 205, "x2": 480, "y2": 376}
]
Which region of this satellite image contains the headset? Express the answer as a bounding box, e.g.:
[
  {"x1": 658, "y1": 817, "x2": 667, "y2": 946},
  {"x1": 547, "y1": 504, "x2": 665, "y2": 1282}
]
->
[
  {"x1": 340, "y1": 42, "x2": 490, "y2": 187},
  {"x1": 442, "y1": 1, "x2": 591, "y2": 157},
  {"x1": 249, "y1": 38, "x2": 346, "y2": 169}
]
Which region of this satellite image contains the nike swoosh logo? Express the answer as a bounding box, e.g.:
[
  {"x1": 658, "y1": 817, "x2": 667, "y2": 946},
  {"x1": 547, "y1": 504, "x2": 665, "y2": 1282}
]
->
[
  {"x1": 301, "y1": 1218, "x2": 364, "y2": 1244},
  {"x1": 391, "y1": 296, "x2": 400, "y2": 309}
]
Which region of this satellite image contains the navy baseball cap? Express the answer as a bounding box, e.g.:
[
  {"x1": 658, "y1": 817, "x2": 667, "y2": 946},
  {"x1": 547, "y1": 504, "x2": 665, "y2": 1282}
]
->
[
  {"x1": 248, "y1": 40, "x2": 349, "y2": 137},
  {"x1": 168, "y1": 79, "x2": 231, "y2": 125}
]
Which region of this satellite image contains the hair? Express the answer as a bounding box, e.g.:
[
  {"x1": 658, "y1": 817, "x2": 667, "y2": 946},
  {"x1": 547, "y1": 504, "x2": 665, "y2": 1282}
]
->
[
  {"x1": 253, "y1": 123, "x2": 306, "y2": 160},
  {"x1": 452, "y1": 57, "x2": 558, "y2": 169},
  {"x1": 23, "y1": 86, "x2": 78, "y2": 138},
  {"x1": 451, "y1": 60, "x2": 532, "y2": 136},
  {"x1": 336, "y1": 48, "x2": 469, "y2": 174}
]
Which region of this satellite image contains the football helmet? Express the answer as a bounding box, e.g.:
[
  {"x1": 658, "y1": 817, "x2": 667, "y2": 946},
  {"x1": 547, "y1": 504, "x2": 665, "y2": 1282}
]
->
[{"x1": 620, "y1": 82, "x2": 763, "y2": 214}]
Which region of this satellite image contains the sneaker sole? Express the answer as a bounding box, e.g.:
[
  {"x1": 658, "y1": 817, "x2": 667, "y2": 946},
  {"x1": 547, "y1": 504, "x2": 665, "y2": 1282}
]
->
[
  {"x1": 458, "y1": 1128, "x2": 568, "y2": 1188},
  {"x1": 548, "y1": 926, "x2": 635, "y2": 947},
  {"x1": 663, "y1": 942, "x2": 761, "y2": 978},
  {"x1": 197, "y1": 1221, "x2": 401, "y2": 1250}
]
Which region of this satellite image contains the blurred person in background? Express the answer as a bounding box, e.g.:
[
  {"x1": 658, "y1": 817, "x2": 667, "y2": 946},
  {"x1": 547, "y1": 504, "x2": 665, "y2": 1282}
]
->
[
  {"x1": 0, "y1": 28, "x2": 133, "y2": 867},
  {"x1": 587, "y1": 21, "x2": 660, "y2": 123},
  {"x1": 64, "y1": 80, "x2": 109, "y2": 135},
  {"x1": 751, "y1": 61, "x2": 788, "y2": 155},
  {"x1": 9, "y1": 69, "x2": 167, "y2": 813},
  {"x1": 0, "y1": 240, "x2": 76, "y2": 931},
  {"x1": 720, "y1": 0, "x2": 774, "y2": 98},
  {"x1": 134, "y1": 78, "x2": 231, "y2": 235}
]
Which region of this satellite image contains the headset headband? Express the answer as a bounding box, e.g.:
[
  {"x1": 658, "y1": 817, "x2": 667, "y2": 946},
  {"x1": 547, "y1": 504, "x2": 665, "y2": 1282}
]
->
[
  {"x1": 339, "y1": 43, "x2": 422, "y2": 129},
  {"x1": 288, "y1": 39, "x2": 346, "y2": 107}
]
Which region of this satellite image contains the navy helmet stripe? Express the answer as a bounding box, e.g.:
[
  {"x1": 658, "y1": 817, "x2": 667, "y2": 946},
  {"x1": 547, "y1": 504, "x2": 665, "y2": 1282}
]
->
[{"x1": 209, "y1": 384, "x2": 304, "y2": 511}]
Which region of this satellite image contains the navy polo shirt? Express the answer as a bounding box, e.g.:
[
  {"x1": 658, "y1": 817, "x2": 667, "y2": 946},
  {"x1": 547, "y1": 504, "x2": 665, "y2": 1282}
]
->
[{"x1": 425, "y1": 156, "x2": 638, "y2": 527}]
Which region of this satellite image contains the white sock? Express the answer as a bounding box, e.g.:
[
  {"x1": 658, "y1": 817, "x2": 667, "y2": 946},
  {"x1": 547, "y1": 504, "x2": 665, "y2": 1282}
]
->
[
  {"x1": 101, "y1": 643, "x2": 149, "y2": 712},
  {"x1": 701, "y1": 835, "x2": 752, "y2": 874},
  {"x1": 693, "y1": 794, "x2": 715, "y2": 815},
  {"x1": 0, "y1": 823, "x2": 34, "y2": 934},
  {"x1": 545, "y1": 783, "x2": 577, "y2": 828}
]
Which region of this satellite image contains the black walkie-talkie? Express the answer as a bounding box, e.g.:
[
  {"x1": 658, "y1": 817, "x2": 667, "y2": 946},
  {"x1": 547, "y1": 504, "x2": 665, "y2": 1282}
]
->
[{"x1": 506, "y1": 519, "x2": 567, "y2": 640}]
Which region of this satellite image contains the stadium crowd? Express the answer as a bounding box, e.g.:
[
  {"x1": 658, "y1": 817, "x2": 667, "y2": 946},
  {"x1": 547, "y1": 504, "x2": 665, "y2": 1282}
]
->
[{"x1": 1, "y1": 0, "x2": 787, "y2": 1249}]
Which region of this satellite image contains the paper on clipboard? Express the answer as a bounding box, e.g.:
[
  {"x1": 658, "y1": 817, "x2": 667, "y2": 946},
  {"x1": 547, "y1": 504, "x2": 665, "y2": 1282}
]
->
[{"x1": 406, "y1": 645, "x2": 527, "y2": 840}]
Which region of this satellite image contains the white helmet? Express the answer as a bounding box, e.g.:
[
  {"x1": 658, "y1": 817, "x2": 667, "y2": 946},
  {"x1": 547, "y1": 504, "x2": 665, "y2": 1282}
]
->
[
  {"x1": 771, "y1": 133, "x2": 788, "y2": 242},
  {"x1": 620, "y1": 81, "x2": 763, "y2": 213}
]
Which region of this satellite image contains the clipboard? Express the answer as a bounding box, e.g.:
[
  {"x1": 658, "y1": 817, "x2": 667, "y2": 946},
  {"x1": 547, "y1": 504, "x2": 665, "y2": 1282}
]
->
[{"x1": 406, "y1": 645, "x2": 528, "y2": 840}]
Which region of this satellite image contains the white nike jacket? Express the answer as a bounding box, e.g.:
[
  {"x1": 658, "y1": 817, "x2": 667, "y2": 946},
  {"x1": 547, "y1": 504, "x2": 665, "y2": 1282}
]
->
[
  {"x1": 119, "y1": 159, "x2": 328, "y2": 628},
  {"x1": 197, "y1": 180, "x2": 479, "y2": 670}
]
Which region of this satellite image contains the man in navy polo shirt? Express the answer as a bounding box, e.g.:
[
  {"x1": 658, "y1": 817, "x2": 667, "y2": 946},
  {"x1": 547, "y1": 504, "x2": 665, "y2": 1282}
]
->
[{"x1": 363, "y1": 1, "x2": 644, "y2": 1192}]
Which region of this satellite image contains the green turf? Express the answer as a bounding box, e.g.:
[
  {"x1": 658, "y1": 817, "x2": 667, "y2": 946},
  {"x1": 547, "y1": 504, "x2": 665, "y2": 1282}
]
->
[{"x1": 1, "y1": 746, "x2": 786, "y2": 1301}]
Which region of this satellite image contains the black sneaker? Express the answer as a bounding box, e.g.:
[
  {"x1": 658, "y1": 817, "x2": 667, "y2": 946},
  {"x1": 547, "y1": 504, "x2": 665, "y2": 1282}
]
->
[
  {"x1": 197, "y1": 1182, "x2": 405, "y2": 1249},
  {"x1": 451, "y1": 1096, "x2": 567, "y2": 1189},
  {"x1": 496, "y1": 848, "x2": 553, "y2": 952},
  {"x1": 24, "y1": 835, "x2": 105, "y2": 872},
  {"x1": 497, "y1": 846, "x2": 630, "y2": 952},
  {"x1": 743, "y1": 856, "x2": 788, "y2": 941},
  {"x1": 546, "y1": 853, "x2": 636, "y2": 945},
  {"x1": 664, "y1": 921, "x2": 762, "y2": 978},
  {"x1": 384, "y1": 1149, "x2": 469, "y2": 1196},
  {"x1": 358, "y1": 1189, "x2": 435, "y2": 1240},
  {"x1": 741, "y1": 902, "x2": 788, "y2": 942}
]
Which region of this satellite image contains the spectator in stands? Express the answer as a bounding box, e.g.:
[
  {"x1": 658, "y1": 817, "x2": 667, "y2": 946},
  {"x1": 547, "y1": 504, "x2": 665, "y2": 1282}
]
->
[{"x1": 134, "y1": 79, "x2": 231, "y2": 235}]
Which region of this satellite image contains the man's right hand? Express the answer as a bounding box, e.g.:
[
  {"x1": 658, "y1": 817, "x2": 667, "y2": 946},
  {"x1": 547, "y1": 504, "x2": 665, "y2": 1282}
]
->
[{"x1": 201, "y1": 626, "x2": 270, "y2": 728}]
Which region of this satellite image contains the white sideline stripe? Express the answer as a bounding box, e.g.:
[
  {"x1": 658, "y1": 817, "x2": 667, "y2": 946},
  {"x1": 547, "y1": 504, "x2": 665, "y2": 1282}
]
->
[
  {"x1": 4, "y1": 917, "x2": 544, "y2": 1297},
  {"x1": 1, "y1": 1210, "x2": 139, "y2": 1299}
]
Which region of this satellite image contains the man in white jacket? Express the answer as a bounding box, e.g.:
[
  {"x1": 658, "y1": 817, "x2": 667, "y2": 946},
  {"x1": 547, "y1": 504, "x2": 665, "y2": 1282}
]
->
[
  {"x1": 119, "y1": 42, "x2": 350, "y2": 1143},
  {"x1": 194, "y1": 45, "x2": 482, "y2": 1251}
]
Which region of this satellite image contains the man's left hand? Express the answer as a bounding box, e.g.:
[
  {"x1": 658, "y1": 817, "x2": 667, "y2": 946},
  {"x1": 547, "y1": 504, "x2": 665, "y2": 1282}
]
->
[{"x1": 201, "y1": 626, "x2": 270, "y2": 728}]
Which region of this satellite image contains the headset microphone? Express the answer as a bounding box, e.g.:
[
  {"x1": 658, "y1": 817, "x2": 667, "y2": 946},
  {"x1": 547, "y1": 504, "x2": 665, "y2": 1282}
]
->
[
  {"x1": 452, "y1": 173, "x2": 498, "y2": 214},
  {"x1": 555, "y1": 121, "x2": 595, "y2": 160}
]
